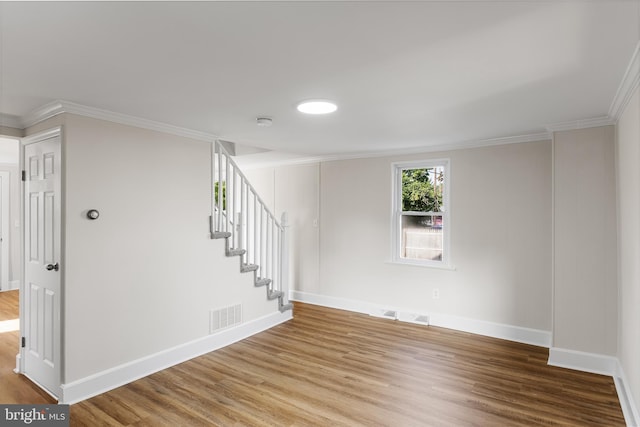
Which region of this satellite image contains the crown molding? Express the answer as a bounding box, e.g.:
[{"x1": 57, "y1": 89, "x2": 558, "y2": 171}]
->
[
  {"x1": 609, "y1": 40, "x2": 640, "y2": 121},
  {"x1": 545, "y1": 115, "x2": 616, "y2": 133},
  {"x1": 20, "y1": 100, "x2": 217, "y2": 142},
  {"x1": 19, "y1": 100, "x2": 65, "y2": 129},
  {"x1": 237, "y1": 131, "x2": 552, "y2": 170}
]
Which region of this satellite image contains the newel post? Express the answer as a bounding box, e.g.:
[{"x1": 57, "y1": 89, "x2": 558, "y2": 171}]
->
[{"x1": 280, "y1": 212, "x2": 290, "y2": 304}]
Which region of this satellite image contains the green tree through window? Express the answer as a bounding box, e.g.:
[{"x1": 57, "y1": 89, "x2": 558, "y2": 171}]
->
[{"x1": 401, "y1": 168, "x2": 443, "y2": 212}]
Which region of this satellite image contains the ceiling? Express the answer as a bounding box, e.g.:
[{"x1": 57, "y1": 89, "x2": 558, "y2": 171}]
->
[{"x1": 1, "y1": 1, "x2": 638, "y2": 159}]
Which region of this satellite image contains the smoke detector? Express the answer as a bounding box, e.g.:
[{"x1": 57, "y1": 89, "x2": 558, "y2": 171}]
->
[{"x1": 256, "y1": 117, "x2": 273, "y2": 127}]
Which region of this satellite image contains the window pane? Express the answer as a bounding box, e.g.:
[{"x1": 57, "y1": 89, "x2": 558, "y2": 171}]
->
[
  {"x1": 401, "y1": 167, "x2": 444, "y2": 212},
  {"x1": 401, "y1": 214, "x2": 443, "y2": 261}
]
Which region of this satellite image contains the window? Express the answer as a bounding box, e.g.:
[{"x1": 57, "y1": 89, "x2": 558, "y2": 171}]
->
[{"x1": 392, "y1": 159, "x2": 450, "y2": 267}]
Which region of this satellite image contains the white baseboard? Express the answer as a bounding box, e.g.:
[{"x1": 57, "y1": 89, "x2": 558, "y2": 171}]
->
[
  {"x1": 290, "y1": 291, "x2": 551, "y2": 348},
  {"x1": 290, "y1": 290, "x2": 377, "y2": 314},
  {"x1": 0, "y1": 280, "x2": 20, "y2": 291},
  {"x1": 59, "y1": 310, "x2": 292, "y2": 404},
  {"x1": 429, "y1": 312, "x2": 551, "y2": 347},
  {"x1": 548, "y1": 347, "x2": 618, "y2": 377},
  {"x1": 547, "y1": 349, "x2": 640, "y2": 426},
  {"x1": 615, "y1": 361, "x2": 640, "y2": 427}
]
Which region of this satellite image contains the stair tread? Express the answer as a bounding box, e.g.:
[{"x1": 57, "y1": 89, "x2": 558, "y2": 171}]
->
[
  {"x1": 255, "y1": 278, "x2": 271, "y2": 287},
  {"x1": 211, "y1": 231, "x2": 232, "y2": 239},
  {"x1": 227, "y1": 248, "x2": 246, "y2": 256},
  {"x1": 267, "y1": 290, "x2": 284, "y2": 300},
  {"x1": 241, "y1": 264, "x2": 259, "y2": 273},
  {"x1": 279, "y1": 303, "x2": 294, "y2": 313}
]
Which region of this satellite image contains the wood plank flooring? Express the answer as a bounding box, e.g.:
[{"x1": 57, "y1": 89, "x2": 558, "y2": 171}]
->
[
  {"x1": 1, "y1": 291, "x2": 625, "y2": 425},
  {"x1": 0, "y1": 290, "x2": 56, "y2": 404}
]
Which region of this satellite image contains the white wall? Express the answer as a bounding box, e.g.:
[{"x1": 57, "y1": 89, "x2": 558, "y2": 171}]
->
[
  {"x1": 616, "y1": 86, "x2": 640, "y2": 417},
  {"x1": 249, "y1": 141, "x2": 553, "y2": 335},
  {"x1": 244, "y1": 163, "x2": 320, "y2": 294},
  {"x1": 248, "y1": 130, "x2": 623, "y2": 359},
  {"x1": 316, "y1": 142, "x2": 552, "y2": 331},
  {"x1": 553, "y1": 126, "x2": 617, "y2": 356},
  {"x1": 26, "y1": 114, "x2": 281, "y2": 383}
]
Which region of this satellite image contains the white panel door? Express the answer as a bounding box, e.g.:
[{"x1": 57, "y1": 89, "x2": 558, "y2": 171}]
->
[{"x1": 23, "y1": 133, "x2": 61, "y2": 398}]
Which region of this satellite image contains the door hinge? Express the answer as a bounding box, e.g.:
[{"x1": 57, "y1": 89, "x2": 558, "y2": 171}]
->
[
  {"x1": 21, "y1": 337, "x2": 25, "y2": 348},
  {"x1": 21, "y1": 170, "x2": 26, "y2": 181}
]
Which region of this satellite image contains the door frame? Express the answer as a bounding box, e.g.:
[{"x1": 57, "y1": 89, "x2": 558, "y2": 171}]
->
[
  {"x1": 0, "y1": 170, "x2": 10, "y2": 290},
  {"x1": 17, "y1": 126, "x2": 64, "y2": 400}
]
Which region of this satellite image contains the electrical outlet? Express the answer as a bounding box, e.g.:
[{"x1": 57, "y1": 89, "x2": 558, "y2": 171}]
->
[{"x1": 432, "y1": 288, "x2": 440, "y2": 299}]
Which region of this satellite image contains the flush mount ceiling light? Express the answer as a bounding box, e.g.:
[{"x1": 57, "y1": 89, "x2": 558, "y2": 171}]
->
[{"x1": 296, "y1": 99, "x2": 338, "y2": 115}]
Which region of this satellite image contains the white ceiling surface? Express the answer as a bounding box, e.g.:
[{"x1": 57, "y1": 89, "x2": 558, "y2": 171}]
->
[{"x1": 0, "y1": 1, "x2": 638, "y2": 160}]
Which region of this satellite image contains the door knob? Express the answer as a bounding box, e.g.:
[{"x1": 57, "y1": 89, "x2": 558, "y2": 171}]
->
[{"x1": 46, "y1": 263, "x2": 59, "y2": 271}]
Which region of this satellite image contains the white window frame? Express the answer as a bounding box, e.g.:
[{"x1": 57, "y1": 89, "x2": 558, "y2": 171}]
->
[{"x1": 391, "y1": 159, "x2": 451, "y2": 268}]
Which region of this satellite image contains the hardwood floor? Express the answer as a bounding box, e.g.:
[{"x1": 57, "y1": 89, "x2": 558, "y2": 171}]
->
[
  {"x1": 1, "y1": 292, "x2": 625, "y2": 425},
  {"x1": 0, "y1": 290, "x2": 56, "y2": 404},
  {"x1": 70, "y1": 303, "x2": 624, "y2": 426}
]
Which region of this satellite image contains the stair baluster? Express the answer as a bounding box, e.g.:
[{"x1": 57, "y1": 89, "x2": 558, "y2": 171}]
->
[{"x1": 210, "y1": 141, "x2": 292, "y2": 313}]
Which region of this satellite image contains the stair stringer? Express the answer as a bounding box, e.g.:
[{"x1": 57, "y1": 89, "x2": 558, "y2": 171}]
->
[{"x1": 212, "y1": 232, "x2": 293, "y2": 313}]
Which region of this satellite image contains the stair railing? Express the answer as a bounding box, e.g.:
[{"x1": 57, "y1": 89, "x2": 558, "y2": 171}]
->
[{"x1": 210, "y1": 140, "x2": 290, "y2": 308}]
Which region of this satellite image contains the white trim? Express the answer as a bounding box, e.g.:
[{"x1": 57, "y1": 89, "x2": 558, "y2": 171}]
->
[
  {"x1": 239, "y1": 132, "x2": 552, "y2": 170},
  {"x1": 22, "y1": 126, "x2": 63, "y2": 145},
  {"x1": 429, "y1": 312, "x2": 551, "y2": 347},
  {"x1": 59, "y1": 310, "x2": 292, "y2": 404},
  {"x1": 549, "y1": 350, "x2": 640, "y2": 425},
  {"x1": 290, "y1": 291, "x2": 552, "y2": 348},
  {"x1": 290, "y1": 290, "x2": 378, "y2": 315},
  {"x1": 545, "y1": 116, "x2": 616, "y2": 133},
  {"x1": 17, "y1": 100, "x2": 554, "y2": 169},
  {"x1": 391, "y1": 159, "x2": 451, "y2": 268},
  {"x1": 20, "y1": 100, "x2": 217, "y2": 143},
  {"x1": 614, "y1": 361, "x2": 640, "y2": 427},
  {"x1": 550, "y1": 133, "x2": 556, "y2": 348},
  {"x1": 7, "y1": 280, "x2": 19, "y2": 290},
  {"x1": 610, "y1": 41, "x2": 640, "y2": 121},
  {"x1": 0, "y1": 170, "x2": 10, "y2": 290},
  {"x1": 547, "y1": 347, "x2": 618, "y2": 377},
  {"x1": 14, "y1": 352, "x2": 21, "y2": 374},
  {"x1": 19, "y1": 101, "x2": 66, "y2": 129},
  {"x1": 385, "y1": 259, "x2": 456, "y2": 270}
]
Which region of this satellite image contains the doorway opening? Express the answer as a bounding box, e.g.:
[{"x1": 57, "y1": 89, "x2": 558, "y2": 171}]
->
[{"x1": 0, "y1": 137, "x2": 20, "y2": 293}]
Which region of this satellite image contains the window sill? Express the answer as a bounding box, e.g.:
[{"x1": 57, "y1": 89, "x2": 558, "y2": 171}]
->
[{"x1": 387, "y1": 259, "x2": 456, "y2": 271}]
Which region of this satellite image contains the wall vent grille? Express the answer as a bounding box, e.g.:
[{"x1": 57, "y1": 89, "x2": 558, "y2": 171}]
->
[
  {"x1": 397, "y1": 312, "x2": 430, "y2": 326},
  {"x1": 370, "y1": 309, "x2": 398, "y2": 320},
  {"x1": 370, "y1": 309, "x2": 430, "y2": 326},
  {"x1": 210, "y1": 304, "x2": 242, "y2": 334}
]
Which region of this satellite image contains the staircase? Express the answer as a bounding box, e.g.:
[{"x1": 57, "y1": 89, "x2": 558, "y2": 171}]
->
[{"x1": 210, "y1": 141, "x2": 292, "y2": 313}]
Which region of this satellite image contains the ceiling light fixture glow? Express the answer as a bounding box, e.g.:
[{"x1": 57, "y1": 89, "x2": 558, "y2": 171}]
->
[{"x1": 296, "y1": 99, "x2": 337, "y2": 115}]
